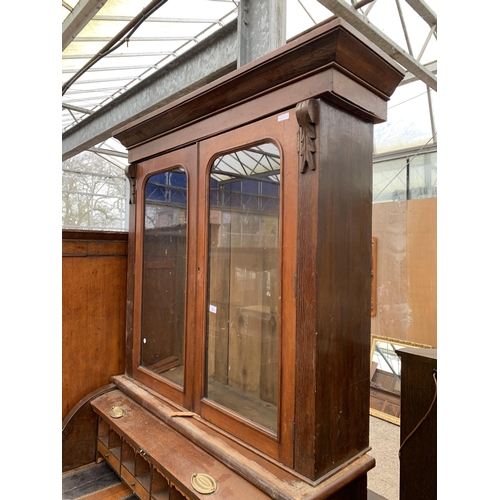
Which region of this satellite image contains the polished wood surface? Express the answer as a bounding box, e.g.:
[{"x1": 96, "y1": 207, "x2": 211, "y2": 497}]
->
[
  {"x1": 109, "y1": 15, "x2": 404, "y2": 497},
  {"x1": 122, "y1": 103, "x2": 376, "y2": 482},
  {"x1": 398, "y1": 348, "x2": 437, "y2": 500},
  {"x1": 63, "y1": 230, "x2": 128, "y2": 420},
  {"x1": 93, "y1": 389, "x2": 275, "y2": 500},
  {"x1": 98, "y1": 380, "x2": 376, "y2": 500},
  {"x1": 294, "y1": 100, "x2": 373, "y2": 479},
  {"x1": 61, "y1": 13, "x2": 415, "y2": 500}
]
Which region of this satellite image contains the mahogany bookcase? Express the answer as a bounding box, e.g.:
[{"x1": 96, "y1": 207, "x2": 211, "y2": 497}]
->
[{"x1": 91, "y1": 17, "x2": 404, "y2": 500}]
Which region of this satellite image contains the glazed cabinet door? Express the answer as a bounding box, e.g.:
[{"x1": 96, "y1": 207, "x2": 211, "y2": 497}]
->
[
  {"x1": 132, "y1": 145, "x2": 198, "y2": 410},
  {"x1": 195, "y1": 110, "x2": 299, "y2": 466}
]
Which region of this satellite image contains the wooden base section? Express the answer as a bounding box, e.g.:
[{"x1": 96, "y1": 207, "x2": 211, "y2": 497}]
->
[
  {"x1": 91, "y1": 377, "x2": 374, "y2": 499},
  {"x1": 398, "y1": 348, "x2": 437, "y2": 500}
]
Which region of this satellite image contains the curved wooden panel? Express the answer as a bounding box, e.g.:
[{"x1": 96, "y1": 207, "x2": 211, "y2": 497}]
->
[{"x1": 63, "y1": 383, "x2": 116, "y2": 472}]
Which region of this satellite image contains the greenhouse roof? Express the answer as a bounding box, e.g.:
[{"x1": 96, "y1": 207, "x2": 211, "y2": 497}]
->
[{"x1": 62, "y1": 0, "x2": 437, "y2": 164}]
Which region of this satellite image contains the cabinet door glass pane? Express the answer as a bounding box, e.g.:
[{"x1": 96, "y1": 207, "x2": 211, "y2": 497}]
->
[
  {"x1": 206, "y1": 143, "x2": 280, "y2": 434},
  {"x1": 141, "y1": 168, "x2": 187, "y2": 387}
]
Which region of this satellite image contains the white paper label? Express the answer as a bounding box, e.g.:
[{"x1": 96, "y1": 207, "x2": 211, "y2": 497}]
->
[
  {"x1": 278, "y1": 112, "x2": 289, "y2": 122},
  {"x1": 209, "y1": 304, "x2": 217, "y2": 314}
]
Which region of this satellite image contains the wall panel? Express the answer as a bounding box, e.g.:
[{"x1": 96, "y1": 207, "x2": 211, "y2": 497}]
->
[
  {"x1": 407, "y1": 198, "x2": 437, "y2": 346},
  {"x1": 371, "y1": 198, "x2": 436, "y2": 347},
  {"x1": 371, "y1": 201, "x2": 409, "y2": 341},
  {"x1": 62, "y1": 230, "x2": 128, "y2": 420}
]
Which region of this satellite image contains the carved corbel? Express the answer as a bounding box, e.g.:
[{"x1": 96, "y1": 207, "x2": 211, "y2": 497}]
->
[
  {"x1": 125, "y1": 163, "x2": 138, "y2": 205},
  {"x1": 296, "y1": 99, "x2": 320, "y2": 173}
]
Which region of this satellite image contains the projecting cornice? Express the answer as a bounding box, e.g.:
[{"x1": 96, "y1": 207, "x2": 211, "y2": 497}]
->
[{"x1": 114, "y1": 17, "x2": 404, "y2": 155}]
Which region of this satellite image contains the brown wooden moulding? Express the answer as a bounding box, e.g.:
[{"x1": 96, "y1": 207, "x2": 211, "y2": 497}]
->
[{"x1": 114, "y1": 17, "x2": 403, "y2": 157}]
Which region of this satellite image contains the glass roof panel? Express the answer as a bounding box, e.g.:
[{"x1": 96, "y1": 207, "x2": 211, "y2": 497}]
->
[
  {"x1": 62, "y1": 0, "x2": 239, "y2": 132},
  {"x1": 374, "y1": 80, "x2": 436, "y2": 154},
  {"x1": 62, "y1": 0, "x2": 437, "y2": 233},
  {"x1": 211, "y1": 143, "x2": 281, "y2": 183},
  {"x1": 286, "y1": 0, "x2": 334, "y2": 37},
  {"x1": 63, "y1": 0, "x2": 437, "y2": 157},
  {"x1": 368, "y1": 0, "x2": 437, "y2": 64}
]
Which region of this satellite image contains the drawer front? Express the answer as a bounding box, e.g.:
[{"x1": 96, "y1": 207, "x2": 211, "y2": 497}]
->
[
  {"x1": 121, "y1": 466, "x2": 150, "y2": 500},
  {"x1": 97, "y1": 440, "x2": 121, "y2": 473}
]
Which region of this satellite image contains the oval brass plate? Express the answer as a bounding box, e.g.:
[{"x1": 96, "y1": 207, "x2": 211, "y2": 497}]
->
[
  {"x1": 191, "y1": 473, "x2": 217, "y2": 494},
  {"x1": 109, "y1": 406, "x2": 126, "y2": 418}
]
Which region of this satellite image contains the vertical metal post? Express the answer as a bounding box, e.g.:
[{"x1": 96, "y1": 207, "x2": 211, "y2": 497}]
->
[
  {"x1": 237, "y1": 0, "x2": 286, "y2": 68},
  {"x1": 427, "y1": 86, "x2": 436, "y2": 143},
  {"x1": 406, "y1": 155, "x2": 411, "y2": 200}
]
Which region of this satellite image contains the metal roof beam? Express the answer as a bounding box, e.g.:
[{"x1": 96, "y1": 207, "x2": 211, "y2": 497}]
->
[
  {"x1": 93, "y1": 15, "x2": 222, "y2": 23},
  {"x1": 405, "y1": 0, "x2": 437, "y2": 30},
  {"x1": 62, "y1": 0, "x2": 109, "y2": 51},
  {"x1": 89, "y1": 147, "x2": 128, "y2": 158},
  {"x1": 73, "y1": 36, "x2": 198, "y2": 42},
  {"x1": 401, "y1": 60, "x2": 437, "y2": 85},
  {"x1": 65, "y1": 86, "x2": 129, "y2": 94},
  {"x1": 62, "y1": 18, "x2": 239, "y2": 161},
  {"x1": 63, "y1": 65, "x2": 154, "y2": 73},
  {"x1": 237, "y1": 0, "x2": 286, "y2": 67},
  {"x1": 63, "y1": 103, "x2": 93, "y2": 114},
  {"x1": 62, "y1": 1, "x2": 289, "y2": 161},
  {"x1": 63, "y1": 51, "x2": 176, "y2": 59},
  {"x1": 67, "y1": 76, "x2": 143, "y2": 84},
  {"x1": 318, "y1": 0, "x2": 437, "y2": 91}
]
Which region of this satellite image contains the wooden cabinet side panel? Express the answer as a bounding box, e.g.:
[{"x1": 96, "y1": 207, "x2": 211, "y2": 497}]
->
[
  {"x1": 294, "y1": 135, "x2": 319, "y2": 478},
  {"x1": 398, "y1": 349, "x2": 437, "y2": 500},
  {"x1": 62, "y1": 233, "x2": 128, "y2": 420},
  {"x1": 295, "y1": 101, "x2": 373, "y2": 479},
  {"x1": 315, "y1": 103, "x2": 373, "y2": 476}
]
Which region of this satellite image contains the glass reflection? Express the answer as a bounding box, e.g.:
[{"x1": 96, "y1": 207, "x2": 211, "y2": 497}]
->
[
  {"x1": 206, "y1": 143, "x2": 280, "y2": 433},
  {"x1": 141, "y1": 168, "x2": 187, "y2": 387},
  {"x1": 369, "y1": 336, "x2": 431, "y2": 424}
]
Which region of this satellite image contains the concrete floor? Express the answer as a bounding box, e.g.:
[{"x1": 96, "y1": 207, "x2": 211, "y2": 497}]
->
[{"x1": 368, "y1": 415, "x2": 400, "y2": 500}]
